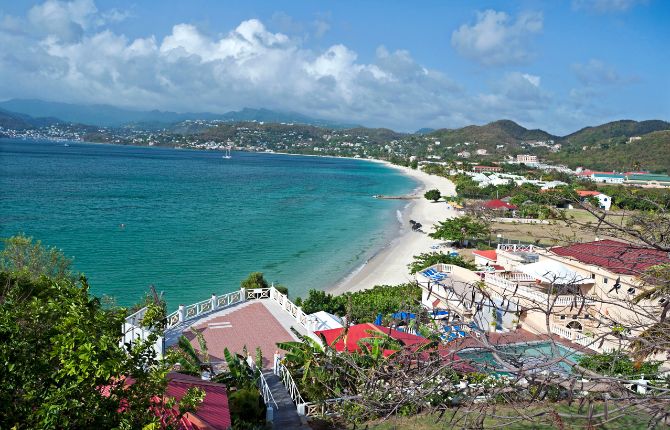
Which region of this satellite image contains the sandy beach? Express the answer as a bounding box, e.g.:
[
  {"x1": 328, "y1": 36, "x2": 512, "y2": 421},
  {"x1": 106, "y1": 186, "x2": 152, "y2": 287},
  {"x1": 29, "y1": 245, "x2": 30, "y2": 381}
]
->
[{"x1": 329, "y1": 163, "x2": 459, "y2": 294}]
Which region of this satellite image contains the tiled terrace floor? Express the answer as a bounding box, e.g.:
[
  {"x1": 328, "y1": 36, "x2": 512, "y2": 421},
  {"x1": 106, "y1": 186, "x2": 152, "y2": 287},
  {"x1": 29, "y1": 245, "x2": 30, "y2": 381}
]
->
[{"x1": 167, "y1": 299, "x2": 311, "y2": 368}]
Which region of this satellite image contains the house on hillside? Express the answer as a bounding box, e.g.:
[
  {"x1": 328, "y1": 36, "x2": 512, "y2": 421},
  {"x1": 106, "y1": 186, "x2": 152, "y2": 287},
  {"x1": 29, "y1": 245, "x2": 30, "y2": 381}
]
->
[{"x1": 576, "y1": 190, "x2": 612, "y2": 211}]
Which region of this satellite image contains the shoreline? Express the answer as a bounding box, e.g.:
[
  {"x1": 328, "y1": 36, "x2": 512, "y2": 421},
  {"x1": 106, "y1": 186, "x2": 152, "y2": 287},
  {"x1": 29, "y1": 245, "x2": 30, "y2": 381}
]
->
[
  {"x1": 328, "y1": 161, "x2": 459, "y2": 295},
  {"x1": 9, "y1": 138, "x2": 456, "y2": 298}
]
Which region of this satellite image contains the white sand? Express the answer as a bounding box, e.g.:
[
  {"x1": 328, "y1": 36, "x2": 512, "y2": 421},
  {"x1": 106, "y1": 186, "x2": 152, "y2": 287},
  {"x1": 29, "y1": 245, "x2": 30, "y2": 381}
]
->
[{"x1": 329, "y1": 162, "x2": 459, "y2": 294}]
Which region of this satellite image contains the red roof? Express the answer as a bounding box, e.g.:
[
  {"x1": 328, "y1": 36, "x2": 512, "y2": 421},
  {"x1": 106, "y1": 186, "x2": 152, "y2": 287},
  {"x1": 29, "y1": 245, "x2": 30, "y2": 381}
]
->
[
  {"x1": 166, "y1": 373, "x2": 232, "y2": 430},
  {"x1": 550, "y1": 239, "x2": 670, "y2": 275},
  {"x1": 473, "y1": 250, "x2": 497, "y2": 261},
  {"x1": 576, "y1": 190, "x2": 602, "y2": 197},
  {"x1": 316, "y1": 323, "x2": 427, "y2": 356},
  {"x1": 315, "y1": 323, "x2": 474, "y2": 371},
  {"x1": 483, "y1": 199, "x2": 517, "y2": 210}
]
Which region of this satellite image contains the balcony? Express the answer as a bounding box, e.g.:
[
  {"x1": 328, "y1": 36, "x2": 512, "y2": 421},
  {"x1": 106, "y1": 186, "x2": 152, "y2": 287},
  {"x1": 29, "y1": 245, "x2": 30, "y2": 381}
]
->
[{"x1": 484, "y1": 273, "x2": 595, "y2": 307}]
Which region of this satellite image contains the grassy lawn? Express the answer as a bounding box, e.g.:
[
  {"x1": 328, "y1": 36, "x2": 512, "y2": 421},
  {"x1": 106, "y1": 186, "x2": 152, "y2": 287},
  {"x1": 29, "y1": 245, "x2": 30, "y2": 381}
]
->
[
  {"x1": 358, "y1": 402, "x2": 665, "y2": 429},
  {"x1": 488, "y1": 209, "x2": 633, "y2": 247}
]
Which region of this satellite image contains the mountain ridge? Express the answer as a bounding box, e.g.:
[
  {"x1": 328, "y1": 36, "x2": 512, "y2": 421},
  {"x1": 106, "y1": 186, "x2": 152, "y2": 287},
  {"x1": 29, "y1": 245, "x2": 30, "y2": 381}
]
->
[{"x1": 0, "y1": 99, "x2": 359, "y2": 129}]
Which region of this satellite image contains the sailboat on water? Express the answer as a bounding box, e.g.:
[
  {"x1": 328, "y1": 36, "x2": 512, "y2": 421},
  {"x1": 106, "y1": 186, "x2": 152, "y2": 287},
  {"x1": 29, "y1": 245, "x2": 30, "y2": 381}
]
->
[{"x1": 222, "y1": 146, "x2": 232, "y2": 159}]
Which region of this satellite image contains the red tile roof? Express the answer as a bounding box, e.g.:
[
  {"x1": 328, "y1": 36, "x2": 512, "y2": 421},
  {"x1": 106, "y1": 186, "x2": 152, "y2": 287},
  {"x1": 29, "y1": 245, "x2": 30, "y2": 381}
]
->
[
  {"x1": 550, "y1": 239, "x2": 670, "y2": 275},
  {"x1": 483, "y1": 199, "x2": 517, "y2": 210},
  {"x1": 473, "y1": 250, "x2": 497, "y2": 261},
  {"x1": 166, "y1": 373, "x2": 232, "y2": 430},
  {"x1": 576, "y1": 190, "x2": 602, "y2": 197},
  {"x1": 315, "y1": 323, "x2": 474, "y2": 372},
  {"x1": 316, "y1": 323, "x2": 427, "y2": 356}
]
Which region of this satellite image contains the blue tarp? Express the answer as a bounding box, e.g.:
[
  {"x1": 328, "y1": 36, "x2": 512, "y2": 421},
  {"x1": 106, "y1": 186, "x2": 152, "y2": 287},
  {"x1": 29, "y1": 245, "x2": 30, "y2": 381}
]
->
[
  {"x1": 392, "y1": 312, "x2": 416, "y2": 320},
  {"x1": 374, "y1": 313, "x2": 383, "y2": 325},
  {"x1": 432, "y1": 310, "x2": 450, "y2": 316}
]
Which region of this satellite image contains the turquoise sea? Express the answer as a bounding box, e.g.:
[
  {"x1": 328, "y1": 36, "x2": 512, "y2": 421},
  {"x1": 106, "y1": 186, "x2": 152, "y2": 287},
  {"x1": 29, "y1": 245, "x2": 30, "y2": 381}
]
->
[{"x1": 0, "y1": 139, "x2": 418, "y2": 309}]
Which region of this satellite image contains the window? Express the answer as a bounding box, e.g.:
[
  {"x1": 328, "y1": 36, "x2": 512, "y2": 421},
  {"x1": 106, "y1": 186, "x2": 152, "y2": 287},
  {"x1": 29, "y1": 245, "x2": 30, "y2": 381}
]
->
[
  {"x1": 603, "y1": 277, "x2": 608, "y2": 284},
  {"x1": 591, "y1": 273, "x2": 596, "y2": 279},
  {"x1": 660, "y1": 298, "x2": 667, "y2": 305},
  {"x1": 572, "y1": 315, "x2": 578, "y2": 320},
  {"x1": 627, "y1": 288, "x2": 636, "y2": 295},
  {"x1": 560, "y1": 315, "x2": 566, "y2": 320},
  {"x1": 584, "y1": 314, "x2": 590, "y2": 319}
]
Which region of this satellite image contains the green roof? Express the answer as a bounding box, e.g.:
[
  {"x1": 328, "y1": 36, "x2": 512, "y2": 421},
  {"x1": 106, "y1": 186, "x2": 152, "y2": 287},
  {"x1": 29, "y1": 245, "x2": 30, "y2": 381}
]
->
[
  {"x1": 592, "y1": 173, "x2": 624, "y2": 178},
  {"x1": 627, "y1": 174, "x2": 670, "y2": 182}
]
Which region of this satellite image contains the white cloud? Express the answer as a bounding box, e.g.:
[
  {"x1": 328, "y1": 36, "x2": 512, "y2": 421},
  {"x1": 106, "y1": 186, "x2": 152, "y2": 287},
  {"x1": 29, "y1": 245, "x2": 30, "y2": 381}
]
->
[
  {"x1": 451, "y1": 10, "x2": 543, "y2": 66},
  {"x1": 0, "y1": 0, "x2": 624, "y2": 134},
  {"x1": 572, "y1": 0, "x2": 646, "y2": 13}
]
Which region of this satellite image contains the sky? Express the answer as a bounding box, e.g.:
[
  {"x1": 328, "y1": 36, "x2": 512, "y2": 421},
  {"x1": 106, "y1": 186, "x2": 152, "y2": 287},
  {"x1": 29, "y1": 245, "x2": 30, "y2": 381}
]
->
[{"x1": 0, "y1": 0, "x2": 668, "y2": 134}]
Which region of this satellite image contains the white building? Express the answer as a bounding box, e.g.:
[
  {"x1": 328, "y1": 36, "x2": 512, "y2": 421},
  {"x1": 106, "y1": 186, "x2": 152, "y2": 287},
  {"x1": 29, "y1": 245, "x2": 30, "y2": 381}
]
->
[{"x1": 517, "y1": 154, "x2": 538, "y2": 163}]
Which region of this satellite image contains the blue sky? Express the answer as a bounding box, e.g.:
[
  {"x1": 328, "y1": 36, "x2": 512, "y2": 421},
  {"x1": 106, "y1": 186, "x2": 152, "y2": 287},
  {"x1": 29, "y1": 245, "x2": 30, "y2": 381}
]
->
[{"x1": 0, "y1": 0, "x2": 668, "y2": 133}]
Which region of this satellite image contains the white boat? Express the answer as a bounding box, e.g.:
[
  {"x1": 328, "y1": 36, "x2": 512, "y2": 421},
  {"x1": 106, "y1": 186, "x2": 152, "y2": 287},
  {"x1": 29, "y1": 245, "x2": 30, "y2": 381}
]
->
[
  {"x1": 64, "y1": 143, "x2": 70, "y2": 147},
  {"x1": 222, "y1": 146, "x2": 232, "y2": 159}
]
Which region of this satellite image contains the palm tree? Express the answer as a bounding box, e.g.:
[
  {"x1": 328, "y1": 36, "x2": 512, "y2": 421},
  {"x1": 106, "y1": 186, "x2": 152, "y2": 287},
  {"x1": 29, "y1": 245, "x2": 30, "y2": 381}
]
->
[{"x1": 174, "y1": 329, "x2": 212, "y2": 376}]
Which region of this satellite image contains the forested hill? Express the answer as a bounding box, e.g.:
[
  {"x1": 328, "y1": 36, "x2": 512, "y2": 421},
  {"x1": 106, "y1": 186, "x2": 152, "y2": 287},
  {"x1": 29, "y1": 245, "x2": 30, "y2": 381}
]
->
[
  {"x1": 428, "y1": 120, "x2": 558, "y2": 146},
  {"x1": 558, "y1": 120, "x2": 670, "y2": 149},
  {"x1": 0, "y1": 108, "x2": 61, "y2": 129},
  {"x1": 549, "y1": 128, "x2": 670, "y2": 174}
]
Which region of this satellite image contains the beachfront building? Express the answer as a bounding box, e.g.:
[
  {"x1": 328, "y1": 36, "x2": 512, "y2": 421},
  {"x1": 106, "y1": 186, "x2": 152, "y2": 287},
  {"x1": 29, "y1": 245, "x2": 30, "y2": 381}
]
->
[{"x1": 483, "y1": 240, "x2": 670, "y2": 356}]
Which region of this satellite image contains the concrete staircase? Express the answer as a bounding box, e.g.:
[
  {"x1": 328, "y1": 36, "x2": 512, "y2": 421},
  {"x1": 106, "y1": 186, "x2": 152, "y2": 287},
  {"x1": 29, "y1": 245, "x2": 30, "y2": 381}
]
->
[{"x1": 263, "y1": 371, "x2": 310, "y2": 429}]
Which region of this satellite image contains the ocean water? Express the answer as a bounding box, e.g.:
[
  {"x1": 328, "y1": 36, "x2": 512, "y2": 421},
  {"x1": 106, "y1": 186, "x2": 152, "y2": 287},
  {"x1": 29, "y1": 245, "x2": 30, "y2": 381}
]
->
[{"x1": 0, "y1": 139, "x2": 418, "y2": 309}]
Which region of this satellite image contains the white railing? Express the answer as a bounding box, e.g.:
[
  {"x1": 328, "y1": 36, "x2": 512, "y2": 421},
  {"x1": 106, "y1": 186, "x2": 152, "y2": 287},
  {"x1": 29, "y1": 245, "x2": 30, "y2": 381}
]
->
[
  {"x1": 550, "y1": 324, "x2": 575, "y2": 340},
  {"x1": 164, "y1": 286, "x2": 311, "y2": 336},
  {"x1": 275, "y1": 361, "x2": 307, "y2": 412},
  {"x1": 122, "y1": 306, "x2": 164, "y2": 357},
  {"x1": 497, "y1": 244, "x2": 535, "y2": 253},
  {"x1": 165, "y1": 289, "x2": 244, "y2": 330},
  {"x1": 258, "y1": 371, "x2": 278, "y2": 410},
  {"x1": 501, "y1": 272, "x2": 535, "y2": 282},
  {"x1": 484, "y1": 274, "x2": 594, "y2": 307}
]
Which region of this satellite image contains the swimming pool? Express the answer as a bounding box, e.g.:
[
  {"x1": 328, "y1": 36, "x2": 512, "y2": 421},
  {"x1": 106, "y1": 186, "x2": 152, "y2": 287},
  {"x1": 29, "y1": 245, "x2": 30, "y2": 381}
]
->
[{"x1": 457, "y1": 341, "x2": 583, "y2": 374}]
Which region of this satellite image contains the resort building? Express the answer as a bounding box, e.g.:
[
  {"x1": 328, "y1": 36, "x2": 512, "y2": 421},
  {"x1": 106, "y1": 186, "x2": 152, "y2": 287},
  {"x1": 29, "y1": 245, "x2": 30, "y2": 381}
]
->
[
  {"x1": 487, "y1": 240, "x2": 669, "y2": 354},
  {"x1": 591, "y1": 173, "x2": 625, "y2": 184},
  {"x1": 516, "y1": 154, "x2": 538, "y2": 164},
  {"x1": 416, "y1": 240, "x2": 669, "y2": 359},
  {"x1": 472, "y1": 165, "x2": 502, "y2": 173}
]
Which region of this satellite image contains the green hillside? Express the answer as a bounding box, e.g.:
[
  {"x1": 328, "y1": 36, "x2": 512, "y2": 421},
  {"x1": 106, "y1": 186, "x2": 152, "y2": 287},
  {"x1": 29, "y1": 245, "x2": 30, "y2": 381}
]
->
[
  {"x1": 0, "y1": 108, "x2": 61, "y2": 129},
  {"x1": 549, "y1": 129, "x2": 670, "y2": 174},
  {"x1": 428, "y1": 119, "x2": 557, "y2": 151},
  {"x1": 559, "y1": 120, "x2": 670, "y2": 148}
]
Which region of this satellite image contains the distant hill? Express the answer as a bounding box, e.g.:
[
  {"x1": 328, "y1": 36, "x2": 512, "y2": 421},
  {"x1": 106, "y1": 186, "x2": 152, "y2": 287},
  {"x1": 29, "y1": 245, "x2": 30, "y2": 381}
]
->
[
  {"x1": 559, "y1": 119, "x2": 670, "y2": 149},
  {"x1": 415, "y1": 127, "x2": 435, "y2": 134},
  {"x1": 427, "y1": 119, "x2": 557, "y2": 152},
  {"x1": 0, "y1": 107, "x2": 61, "y2": 129},
  {"x1": 549, "y1": 125, "x2": 670, "y2": 174},
  {"x1": 0, "y1": 99, "x2": 358, "y2": 129}
]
